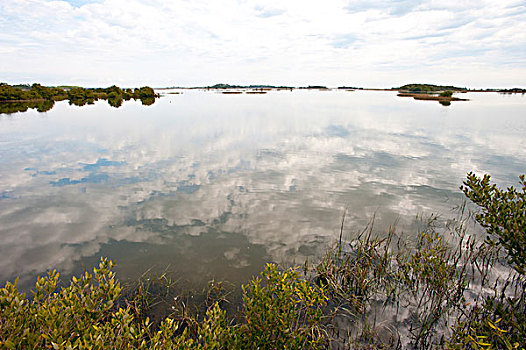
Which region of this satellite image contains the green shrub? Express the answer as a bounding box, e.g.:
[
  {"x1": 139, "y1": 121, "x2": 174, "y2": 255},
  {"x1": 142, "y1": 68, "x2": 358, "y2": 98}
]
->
[
  {"x1": 239, "y1": 264, "x2": 328, "y2": 349},
  {"x1": 1, "y1": 259, "x2": 328, "y2": 349},
  {"x1": 0, "y1": 257, "x2": 132, "y2": 348},
  {"x1": 0, "y1": 83, "x2": 157, "y2": 112},
  {"x1": 461, "y1": 173, "x2": 526, "y2": 274},
  {"x1": 445, "y1": 173, "x2": 526, "y2": 349},
  {"x1": 134, "y1": 86, "x2": 156, "y2": 98}
]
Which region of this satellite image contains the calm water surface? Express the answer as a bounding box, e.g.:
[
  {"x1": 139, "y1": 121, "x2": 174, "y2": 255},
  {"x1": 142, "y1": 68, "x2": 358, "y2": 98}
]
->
[{"x1": 1, "y1": 90, "x2": 525, "y2": 290}]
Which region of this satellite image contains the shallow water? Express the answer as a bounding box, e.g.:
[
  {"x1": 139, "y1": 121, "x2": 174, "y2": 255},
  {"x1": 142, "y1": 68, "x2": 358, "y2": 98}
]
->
[{"x1": 1, "y1": 90, "x2": 525, "y2": 290}]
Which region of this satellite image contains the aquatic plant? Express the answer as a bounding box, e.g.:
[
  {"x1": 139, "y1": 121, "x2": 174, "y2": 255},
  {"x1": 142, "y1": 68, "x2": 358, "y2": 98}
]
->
[
  {"x1": 313, "y1": 215, "x2": 486, "y2": 348},
  {"x1": 311, "y1": 173, "x2": 525, "y2": 349}
]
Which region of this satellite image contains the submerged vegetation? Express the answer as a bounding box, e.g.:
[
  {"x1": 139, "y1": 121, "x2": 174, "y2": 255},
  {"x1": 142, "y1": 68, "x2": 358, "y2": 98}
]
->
[
  {"x1": 0, "y1": 83, "x2": 158, "y2": 114},
  {"x1": 1, "y1": 172, "x2": 525, "y2": 349}
]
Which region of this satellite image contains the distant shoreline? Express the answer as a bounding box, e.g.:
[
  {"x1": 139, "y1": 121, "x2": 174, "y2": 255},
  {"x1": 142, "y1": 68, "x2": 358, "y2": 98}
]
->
[
  {"x1": 156, "y1": 84, "x2": 526, "y2": 93},
  {"x1": 2, "y1": 83, "x2": 524, "y2": 113}
]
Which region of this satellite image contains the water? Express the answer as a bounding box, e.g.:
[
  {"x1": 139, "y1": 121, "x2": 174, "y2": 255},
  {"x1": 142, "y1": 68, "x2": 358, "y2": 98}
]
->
[{"x1": 1, "y1": 90, "x2": 525, "y2": 291}]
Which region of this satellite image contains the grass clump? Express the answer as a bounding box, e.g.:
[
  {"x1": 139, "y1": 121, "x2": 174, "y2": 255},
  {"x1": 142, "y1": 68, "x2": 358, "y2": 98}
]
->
[
  {"x1": 311, "y1": 173, "x2": 525, "y2": 349},
  {"x1": 314, "y1": 216, "x2": 482, "y2": 348}
]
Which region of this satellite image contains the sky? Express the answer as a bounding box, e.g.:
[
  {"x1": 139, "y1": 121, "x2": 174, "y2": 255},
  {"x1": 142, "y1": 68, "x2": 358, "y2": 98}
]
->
[{"x1": 1, "y1": 0, "x2": 525, "y2": 88}]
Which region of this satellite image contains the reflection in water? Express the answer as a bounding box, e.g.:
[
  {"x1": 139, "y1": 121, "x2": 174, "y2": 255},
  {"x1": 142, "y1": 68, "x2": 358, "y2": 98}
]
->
[
  {"x1": 0, "y1": 91, "x2": 525, "y2": 291},
  {"x1": 1, "y1": 97, "x2": 155, "y2": 115},
  {"x1": 70, "y1": 98, "x2": 89, "y2": 107},
  {"x1": 0, "y1": 100, "x2": 55, "y2": 114},
  {"x1": 108, "y1": 97, "x2": 123, "y2": 108},
  {"x1": 140, "y1": 97, "x2": 155, "y2": 106}
]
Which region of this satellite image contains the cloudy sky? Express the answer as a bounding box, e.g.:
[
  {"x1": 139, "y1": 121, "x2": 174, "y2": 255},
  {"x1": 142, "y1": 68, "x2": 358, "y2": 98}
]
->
[{"x1": 1, "y1": 0, "x2": 525, "y2": 87}]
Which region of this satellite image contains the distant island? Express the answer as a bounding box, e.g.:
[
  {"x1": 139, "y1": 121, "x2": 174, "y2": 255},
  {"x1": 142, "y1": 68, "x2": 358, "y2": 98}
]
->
[
  {"x1": 394, "y1": 83, "x2": 525, "y2": 94},
  {"x1": 392, "y1": 84, "x2": 469, "y2": 105},
  {"x1": 159, "y1": 81, "x2": 524, "y2": 107},
  {"x1": 204, "y1": 84, "x2": 330, "y2": 90},
  {"x1": 198, "y1": 83, "x2": 475, "y2": 106},
  {"x1": 497, "y1": 88, "x2": 526, "y2": 94},
  {"x1": 395, "y1": 83, "x2": 468, "y2": 92},
  {"x1": 206, "y1": 83, "x2": 294, "y2": 90},
  {"x1": 298, "y1": 85, "x2": 329, "y2": 90},
  {"x1": 162, "y1": 82, "x2": 525, "y2": 94},
  {"x1": 0, "y1": 83, "x2": 159, "y2": 115}
]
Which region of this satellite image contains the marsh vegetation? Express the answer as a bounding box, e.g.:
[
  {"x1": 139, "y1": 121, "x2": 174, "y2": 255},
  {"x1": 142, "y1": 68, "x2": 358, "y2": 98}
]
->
[
  {"x1": 0, "y1": 83, "x2": 158, "y2": 114},
  {"x1": 397, "y1": 91, "x2": 469, "y2": 106},
  {"x1": 1, "y1": 173, "x2": 524, "y2": 349}
]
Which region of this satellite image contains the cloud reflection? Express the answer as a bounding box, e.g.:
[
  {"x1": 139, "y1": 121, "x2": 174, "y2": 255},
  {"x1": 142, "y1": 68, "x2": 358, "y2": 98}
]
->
[{"x1": 0, "y1": 91, "x2": 525, "y2": 290}]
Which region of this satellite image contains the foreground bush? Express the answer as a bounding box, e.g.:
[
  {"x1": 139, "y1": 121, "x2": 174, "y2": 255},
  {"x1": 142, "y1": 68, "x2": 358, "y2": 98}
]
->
[
  {"x1": 0, "y1": 259, "x2": 327, "y2": 349},
  {"x1": 446, "y1": 174, "x2": 526, "y2": 350},
  {"x1": 461, "y1": 173, "x2": 526, "y2": 275}
]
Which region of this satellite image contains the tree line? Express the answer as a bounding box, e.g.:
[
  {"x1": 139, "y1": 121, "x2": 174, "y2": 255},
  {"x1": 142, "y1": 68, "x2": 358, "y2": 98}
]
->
[{"x1": 0, "y1": 83, "x2": 158, "y2": 114}]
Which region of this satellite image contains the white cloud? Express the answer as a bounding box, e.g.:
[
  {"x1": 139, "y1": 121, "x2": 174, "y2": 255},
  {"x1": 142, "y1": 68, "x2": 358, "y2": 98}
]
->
[{"x1": 0, "y1": 1, "x2": 525, "y2": 87}]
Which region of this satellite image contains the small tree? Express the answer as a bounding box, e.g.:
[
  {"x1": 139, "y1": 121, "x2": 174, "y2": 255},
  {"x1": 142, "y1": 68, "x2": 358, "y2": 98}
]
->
[
  {"x1": 461, "y1": 173, "x2": 526, "y2": 274},
  {"x1": 446, "y1": 173, "x2": 526, "y2": 349}
]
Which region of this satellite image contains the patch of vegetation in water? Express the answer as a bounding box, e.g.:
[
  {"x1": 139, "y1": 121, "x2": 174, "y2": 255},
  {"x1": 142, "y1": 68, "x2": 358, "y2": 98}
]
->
[
  {"x1": 299, "y1": 85, "x2": 329, "y2": 90},
  {"x1": 398, "y1": 90, "x2": 469, "y2": 106},
  {"x1": 498, "y1": 88, "x2": 526, "y2": 94},
  {"x1": 1, "y1": 173, "x2": 525, "y2": 349},
  {"x1": 396, "y1": 83, "x2": 468, "y2": 92},
  {"x1": 0, "y1": 83, "x2": 159, "y2": 114}
]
